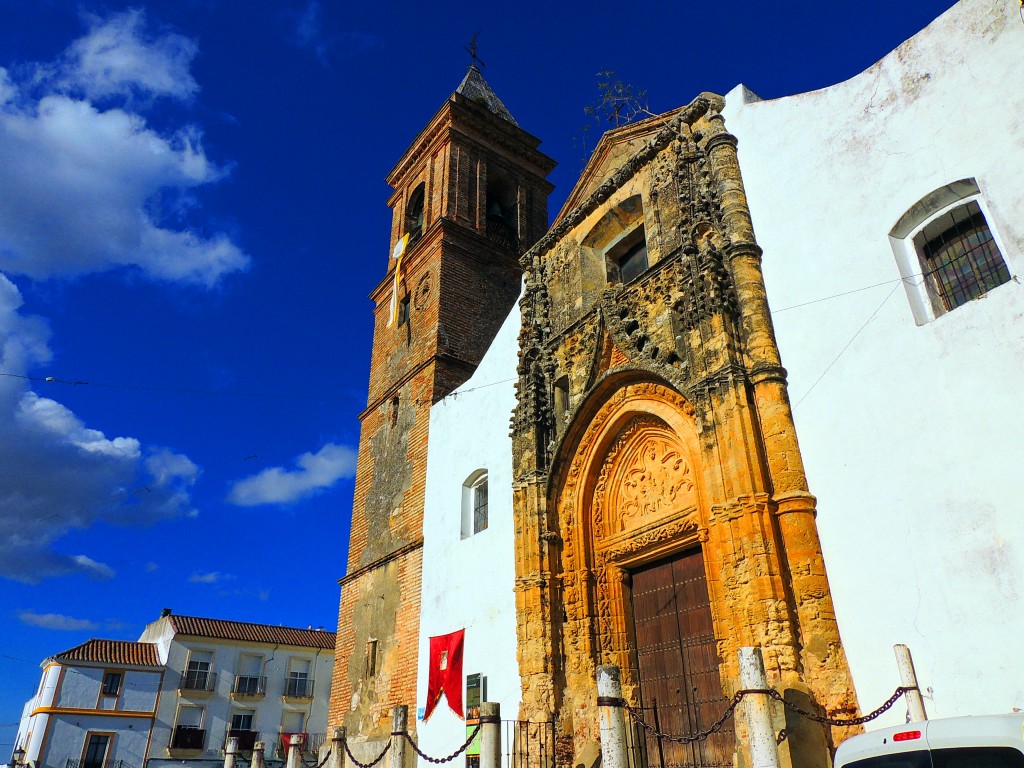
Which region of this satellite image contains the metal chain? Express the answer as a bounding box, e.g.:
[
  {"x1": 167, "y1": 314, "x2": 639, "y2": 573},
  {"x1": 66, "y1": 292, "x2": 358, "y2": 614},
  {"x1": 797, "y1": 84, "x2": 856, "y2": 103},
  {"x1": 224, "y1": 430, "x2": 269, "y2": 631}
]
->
[
  {"x1": 623, "y1": 685, "x2": 918, "y2": 743},
  {"x1": 315, "y1": 749, "x2": 333, "y2": 768},
  {"x1": 402, "y1": 723, "x2": 482, "y2": 764},
  {"x1": 344, "y1": 739, "x2": 391, "y2": 768}
]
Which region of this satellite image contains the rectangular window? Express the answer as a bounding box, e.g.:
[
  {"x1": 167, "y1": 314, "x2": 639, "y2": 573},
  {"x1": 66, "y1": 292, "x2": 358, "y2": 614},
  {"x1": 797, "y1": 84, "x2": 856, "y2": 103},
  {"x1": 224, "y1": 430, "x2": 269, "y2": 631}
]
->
[
  {"x1": 172, "y1": 705, "x2": 205, "y2": 750},
  {"x1": 101, "y1": 672, "x2": 122, "y2": 696},
  {"x1": 230, "y1": 710, "x2": 255, "y2": 732},
  {"x1": 183, "y1": 651, "x2": 213, "y2": 690},
  {"x1": 286, "y1": 659, "x2": 311, "y2": 697},
  {"x1": 473, "y1": 480, "x2": 488, "y2": 534},
  {"x1": 398, "y1": 294, "x2": 411, "y2": 325},
  {"x1": 83, "y1": 734, "x2": 110, "y2": 768}
]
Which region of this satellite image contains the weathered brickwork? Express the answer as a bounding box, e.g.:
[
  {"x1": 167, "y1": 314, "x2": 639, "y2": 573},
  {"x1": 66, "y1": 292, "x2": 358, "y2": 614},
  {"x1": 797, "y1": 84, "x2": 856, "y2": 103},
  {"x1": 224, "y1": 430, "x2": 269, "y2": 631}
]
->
[
  {"x1": 510, "y1": 95, "x2": 858, "y2": 768},
  {"x1": 330, "y1": 77, "x2": 554, "y2": 751}
]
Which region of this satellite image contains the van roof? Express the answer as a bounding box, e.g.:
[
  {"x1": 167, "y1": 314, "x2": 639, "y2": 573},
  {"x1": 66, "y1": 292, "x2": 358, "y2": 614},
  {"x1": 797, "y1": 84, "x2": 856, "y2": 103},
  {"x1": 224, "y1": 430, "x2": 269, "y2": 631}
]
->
[{"x1": 836, "y1": 714, "x2": 1024, "y2": 767}]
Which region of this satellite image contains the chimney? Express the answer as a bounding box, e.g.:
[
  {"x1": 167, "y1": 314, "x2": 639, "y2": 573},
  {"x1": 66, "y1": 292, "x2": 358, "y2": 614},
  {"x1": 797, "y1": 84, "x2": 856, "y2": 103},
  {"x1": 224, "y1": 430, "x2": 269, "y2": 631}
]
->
[{"x1": 161, "y1": 608, "x2": 172, "y2": 618}]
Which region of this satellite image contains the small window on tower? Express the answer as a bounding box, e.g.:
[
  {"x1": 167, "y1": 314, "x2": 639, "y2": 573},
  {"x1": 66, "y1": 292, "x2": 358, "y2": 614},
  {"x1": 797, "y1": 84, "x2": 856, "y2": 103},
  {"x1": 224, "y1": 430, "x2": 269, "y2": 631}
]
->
[
  {"x1": 406, "y1": 183, "x2": 425, "y2": 243},
  {"x1": 606, "y1": 225, "x2": 649, "y2": 284},
  {"x1": 365, "y1": 639, "x2": 378, "y2": 678},
  {"x1": 398, "y1": 294, "x2": 411, "y2": 325}
]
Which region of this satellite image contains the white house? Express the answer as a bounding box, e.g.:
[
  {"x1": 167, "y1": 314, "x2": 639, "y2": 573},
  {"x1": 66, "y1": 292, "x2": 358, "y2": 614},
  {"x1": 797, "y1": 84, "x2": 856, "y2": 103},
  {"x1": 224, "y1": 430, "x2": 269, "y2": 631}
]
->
[
  {"x1": 411, "y1": 0, "x2": 1024, "y2": 748},
  {"x1": 12, "y1": 610, "x2": 335, "y2": 768}
]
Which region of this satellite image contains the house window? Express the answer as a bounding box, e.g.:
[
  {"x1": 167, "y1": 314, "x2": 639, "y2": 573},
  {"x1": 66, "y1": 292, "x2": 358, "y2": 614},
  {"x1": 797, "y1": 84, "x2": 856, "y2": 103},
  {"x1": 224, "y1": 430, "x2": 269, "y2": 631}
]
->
[
  {"x1": 82, "y1": 733, "x2": 110, "y2": 768},
  {"x1": 286, "y1": 659, "x2": 312, "y2": 697},
  {"x1": 230, "y1": 710, "x2": 256, "y2": 732},
  {"x1": 406, "y1": 183, "x2": 425, "y2": 242},
  {"x1": 171, "y1": 705, "x2": 205, "y2": 750},
  {"x1": 182, "y1": 651, "x2": 213, "y2": 690},
  {"x1": 461, "y1": 470, "x2": 489, "y2": 538},
  {"x1": 607, "y1": 225, "x2": 649, "y2": 284},
  {"x1": 234, "y1": 654, "x2": 264, "y2": 695},
  {"x1": 101, "y1": 672, "x2": 122, "y2": 696},
  {"x1": 915, "y1": 200, "x2": 1009, "y2": 313},
  {"x1": 890, "y1": 179, "x2": 1011, "y2": 324}
]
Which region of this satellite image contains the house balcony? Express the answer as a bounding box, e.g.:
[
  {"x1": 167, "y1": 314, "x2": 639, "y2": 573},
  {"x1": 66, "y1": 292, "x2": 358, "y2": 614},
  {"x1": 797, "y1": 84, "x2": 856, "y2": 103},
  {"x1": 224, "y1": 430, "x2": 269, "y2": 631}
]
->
[
  {"x1": 282, "y1": 677, "x2": 313, "y2": 700},
  {"x1": 226, "y1": 730, "x2": 260, "y2": 752},
  {"x1": 169, "y1": 726, "x2": 206, "y2": 752},
  {"x1": 231, "y1": 675, "x2": 266, "y2": 699},
  {"x1": 178, "y1": 671, "x2": 216, "y2": 695},
  {"x1": 67, "y1": 760, "x2": 128, "y2": 768}
]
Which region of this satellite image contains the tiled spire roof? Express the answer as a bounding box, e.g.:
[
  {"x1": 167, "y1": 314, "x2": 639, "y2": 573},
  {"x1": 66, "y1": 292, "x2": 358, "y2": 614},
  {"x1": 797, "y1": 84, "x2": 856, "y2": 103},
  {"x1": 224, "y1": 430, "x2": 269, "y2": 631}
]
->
[
  {"x1": 454, "y1": 65, "x2": 518, "y2": 126},
  {"x1": 52, "y1": 639, "x2": 160, "y2": 666}
]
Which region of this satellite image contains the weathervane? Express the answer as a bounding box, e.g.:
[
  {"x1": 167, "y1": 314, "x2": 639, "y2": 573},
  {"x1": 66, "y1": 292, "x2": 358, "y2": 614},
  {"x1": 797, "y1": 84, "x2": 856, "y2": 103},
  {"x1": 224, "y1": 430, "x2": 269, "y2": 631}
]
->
[{"x1": 464, "y1": 32, "x2": 486, "y2": 69}]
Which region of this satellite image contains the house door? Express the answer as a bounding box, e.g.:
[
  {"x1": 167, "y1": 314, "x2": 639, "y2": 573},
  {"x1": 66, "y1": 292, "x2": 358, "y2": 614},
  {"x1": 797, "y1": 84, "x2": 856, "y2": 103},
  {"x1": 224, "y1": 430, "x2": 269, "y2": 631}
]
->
[{"x1": 630, "y1": 549, "x2": 733, "y2": 768}]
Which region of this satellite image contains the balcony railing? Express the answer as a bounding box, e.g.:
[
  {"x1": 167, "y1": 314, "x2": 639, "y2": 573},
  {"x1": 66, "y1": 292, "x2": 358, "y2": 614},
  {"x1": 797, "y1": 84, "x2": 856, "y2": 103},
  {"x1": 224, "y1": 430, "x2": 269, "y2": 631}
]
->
[
  {"x1": 179, "y1": 670, "x2": 216, "y2": 692},
  {"x1": 67, "y1": 760, "x2": 128, "y2": 768},
  {"x1": 232, "y1": 675, "x2": 266, "y2": 697},
  {"x1": 283, "y1": 677, "x2": 313, "y2": 698},
  {"x1": 170, "y1": 725, "x2": 206, "y2": 750},
  {"x1": 226, "y1": 730, "x2": 259, "y2": 751}
]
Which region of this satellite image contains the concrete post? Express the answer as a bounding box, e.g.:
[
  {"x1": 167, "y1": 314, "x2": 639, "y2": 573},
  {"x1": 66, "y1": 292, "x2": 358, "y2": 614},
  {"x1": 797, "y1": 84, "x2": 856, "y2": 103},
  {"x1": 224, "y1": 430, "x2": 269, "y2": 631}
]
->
[
  {"x1": 480, "y1": 702, "x2": 501, "y2": 768},
  {"x1": 738, "y1": 647, "x2": 781, "y2": 768},
  {"x1": 224, "y1": 737, "x2": 239, "y2": 768},
  {"x1": 390, "y1": 706, "x2": 408, "y2": 768},
  {"x1": 252, "y1": 741, "x2": 266, "y2": 768},
  {"x1": 596, "y1": 665, "x2": 628, "y2": 768},
  {"x1": 894, "y1": 644, "x2": 928, "y2": 722},
  {"x1": 286, "y1": 734, "x2": 304, "y2": 768},
  {"x1": 331, "y1": 727, "x2": 347, "y2": 768}
]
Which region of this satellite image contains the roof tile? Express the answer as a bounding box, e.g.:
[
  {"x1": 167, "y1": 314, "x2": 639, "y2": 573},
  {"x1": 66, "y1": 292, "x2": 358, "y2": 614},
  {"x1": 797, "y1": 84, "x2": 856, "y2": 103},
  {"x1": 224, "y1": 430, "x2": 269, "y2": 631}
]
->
[
  {"x1": 167, "y1": 615, "x2": 335, "y2": 649},
  {"x1": 53, "y1": 640, "x2": 160, "y2": 667}
]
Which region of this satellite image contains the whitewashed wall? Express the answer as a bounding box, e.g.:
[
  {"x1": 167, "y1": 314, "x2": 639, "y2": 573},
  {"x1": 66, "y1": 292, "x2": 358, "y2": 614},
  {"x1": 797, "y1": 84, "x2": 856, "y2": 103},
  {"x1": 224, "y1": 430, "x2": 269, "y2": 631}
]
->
[
  {"x1": 416, "y1": 302, "x2": 523, "y2": 761},
  {"x1": 723, "y1": 0, "x2": 1024, "y2": 725}
]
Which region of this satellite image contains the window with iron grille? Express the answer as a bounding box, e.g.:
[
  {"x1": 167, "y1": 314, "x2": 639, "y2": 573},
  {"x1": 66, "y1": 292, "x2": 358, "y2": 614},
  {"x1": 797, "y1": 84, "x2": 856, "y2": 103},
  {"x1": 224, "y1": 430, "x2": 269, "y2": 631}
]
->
[{"x1": 915, "y1": 200, "x2": 1010, "y2": 313}]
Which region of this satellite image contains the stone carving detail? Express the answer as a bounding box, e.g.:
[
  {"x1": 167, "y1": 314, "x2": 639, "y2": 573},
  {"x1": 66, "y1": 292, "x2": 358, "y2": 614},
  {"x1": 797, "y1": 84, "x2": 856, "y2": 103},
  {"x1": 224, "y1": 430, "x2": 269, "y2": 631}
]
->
[{"x1": 617, "y1": 436, "x2": 695, "y2": 530}]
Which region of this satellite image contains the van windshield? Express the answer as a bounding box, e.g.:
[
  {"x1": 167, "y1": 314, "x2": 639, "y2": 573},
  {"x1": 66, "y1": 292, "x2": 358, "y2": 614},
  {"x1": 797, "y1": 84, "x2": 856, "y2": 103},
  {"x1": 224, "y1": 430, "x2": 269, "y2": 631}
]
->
[{"x1": 846, "y1": 748, "x2": 1024, "y2": 768}]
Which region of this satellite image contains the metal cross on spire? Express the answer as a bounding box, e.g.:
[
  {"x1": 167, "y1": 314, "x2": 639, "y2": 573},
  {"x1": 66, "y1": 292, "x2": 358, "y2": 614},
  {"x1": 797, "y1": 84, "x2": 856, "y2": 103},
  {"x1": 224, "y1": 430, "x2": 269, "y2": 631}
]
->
[{"x1": 464, "y1": 32, "x2": 486, "y2": 69}]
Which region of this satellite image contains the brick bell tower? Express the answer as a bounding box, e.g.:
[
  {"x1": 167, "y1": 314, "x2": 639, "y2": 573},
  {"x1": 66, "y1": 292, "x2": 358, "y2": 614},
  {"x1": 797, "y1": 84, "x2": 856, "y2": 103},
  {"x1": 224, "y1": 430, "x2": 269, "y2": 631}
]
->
[{"x1": 329, "y1": 65, "x2": 555, "y2": 748}]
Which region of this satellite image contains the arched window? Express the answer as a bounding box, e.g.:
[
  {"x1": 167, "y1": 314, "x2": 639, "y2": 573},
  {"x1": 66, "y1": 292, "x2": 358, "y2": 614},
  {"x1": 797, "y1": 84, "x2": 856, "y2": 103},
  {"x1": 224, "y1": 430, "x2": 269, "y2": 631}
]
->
[
  {"x1": 461, "y1": 470, "x2": 488, "y2": 539},
  {"x1": 485, "y1": 173, "x2": 517, "y2": 250},
  {"x1": 890, "y1": 179, "x2": 1011, "y2": 324},
  {"x1": 406, "y1": 183, "x2": 425, "y2": 242}
]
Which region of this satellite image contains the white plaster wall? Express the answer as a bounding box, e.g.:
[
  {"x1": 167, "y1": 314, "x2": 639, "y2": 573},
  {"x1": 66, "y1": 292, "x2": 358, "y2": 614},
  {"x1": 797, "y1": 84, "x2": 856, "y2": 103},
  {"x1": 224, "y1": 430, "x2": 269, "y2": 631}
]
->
[
  {"x1": 723, "y1": 0, "x2": 1024, "y2": 726},
  {"x1": 41, "y1": 713, "x2": 151, "y2": 768},
  {"x1": 416, "y1": 301, "x2": 522, "y2": 762}
]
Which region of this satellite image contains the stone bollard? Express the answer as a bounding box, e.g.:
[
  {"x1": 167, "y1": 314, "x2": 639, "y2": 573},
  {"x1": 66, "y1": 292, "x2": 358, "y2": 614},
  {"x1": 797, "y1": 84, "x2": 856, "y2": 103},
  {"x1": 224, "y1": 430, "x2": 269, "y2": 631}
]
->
[
  {"x1": 894, "y1": 644, "x2": 928, "y2": 722},
  {"x1": 286, "y1": 734, "x2": 305, "y2": 768},
  {"x1": 390, "y1": 706, "x2": 408, "y2": 768},
  {"x1": 738, "y1": 647, "x2": 781, "y2": 768},
  {"x1": 252, "y1": 741, "x2": 266, "y2": 768},
  {"x1": 331, "y1": 727, "x2": 347, "y2": 768},
  {"x1": 480, "y1": 702, "x2": 501, "y2": 768},
  {"x1": 224, "y1": 737, "x2": 239, "y2": 768},
  {"x1": 596, "y1": 665, "x2": 628, "y2": 768}
]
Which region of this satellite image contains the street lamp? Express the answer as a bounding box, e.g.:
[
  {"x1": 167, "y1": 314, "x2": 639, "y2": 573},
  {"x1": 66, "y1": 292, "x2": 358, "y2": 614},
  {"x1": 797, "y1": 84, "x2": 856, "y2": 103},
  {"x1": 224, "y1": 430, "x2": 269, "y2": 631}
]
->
[{"x1": 12, "y1": 747, "x2": 25, "y2": 767}]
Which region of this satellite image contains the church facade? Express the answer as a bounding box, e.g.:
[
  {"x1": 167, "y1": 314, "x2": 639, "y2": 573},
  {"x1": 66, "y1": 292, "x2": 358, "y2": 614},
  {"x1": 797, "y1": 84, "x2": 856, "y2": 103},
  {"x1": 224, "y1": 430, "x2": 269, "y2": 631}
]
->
[{"x1": 332, "y1": 1, "x2": 1024, "y2": 767}]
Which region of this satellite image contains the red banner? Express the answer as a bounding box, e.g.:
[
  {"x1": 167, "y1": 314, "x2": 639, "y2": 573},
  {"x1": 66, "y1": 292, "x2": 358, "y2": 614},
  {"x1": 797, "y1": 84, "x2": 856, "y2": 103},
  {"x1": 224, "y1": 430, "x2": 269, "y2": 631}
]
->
[{"x1": 424, "y1": 629, "x2": 464, "y2": 720}]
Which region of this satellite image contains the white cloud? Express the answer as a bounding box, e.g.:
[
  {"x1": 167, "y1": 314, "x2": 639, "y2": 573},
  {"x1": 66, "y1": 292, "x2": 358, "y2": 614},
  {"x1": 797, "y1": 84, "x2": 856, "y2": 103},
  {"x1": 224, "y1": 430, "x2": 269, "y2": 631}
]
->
[
  {"x1": 57, "y1": 9, "x2": 199, "y2": 101},
  {"x1": 0, "y1": 275, "x2": 200, "y2": 583},
  {"x1": 189, "y1": 571, "x2": 232, "y2": 584},
  {"x1": 228, "y1": 442, "x2": 356, "y2": 506},
  {"x1": 18, "y1": 610, "x2": 99, "y2": 631},
  {"x1": 0, "y1": 10, "x2": 249, "y2": 286}
]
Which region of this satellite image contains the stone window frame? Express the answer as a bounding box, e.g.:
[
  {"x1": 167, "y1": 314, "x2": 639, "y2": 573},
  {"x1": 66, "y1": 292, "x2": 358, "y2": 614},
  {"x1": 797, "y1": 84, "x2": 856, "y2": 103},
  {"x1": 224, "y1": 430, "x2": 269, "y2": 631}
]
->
[
  {"x1": 889, "y1": 178, "x2": 1011, "y2": 325},
  {"x1": 460, "y1": 469, "x2": 489, "y2": 539}
]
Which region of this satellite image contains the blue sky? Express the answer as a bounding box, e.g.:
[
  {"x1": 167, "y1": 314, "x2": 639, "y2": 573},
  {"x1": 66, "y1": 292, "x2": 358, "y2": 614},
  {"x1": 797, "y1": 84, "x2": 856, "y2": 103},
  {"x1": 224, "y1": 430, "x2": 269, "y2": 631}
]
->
[{"x1": 0, "y1": 0, "x2": 957, "y2": 749}]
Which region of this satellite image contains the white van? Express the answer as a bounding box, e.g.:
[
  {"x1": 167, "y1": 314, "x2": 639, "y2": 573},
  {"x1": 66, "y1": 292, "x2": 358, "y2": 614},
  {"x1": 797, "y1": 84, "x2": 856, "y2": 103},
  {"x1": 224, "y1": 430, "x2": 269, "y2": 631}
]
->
[{"x1": 835, "y1": 714, "x2": 1024, "y2": 768}]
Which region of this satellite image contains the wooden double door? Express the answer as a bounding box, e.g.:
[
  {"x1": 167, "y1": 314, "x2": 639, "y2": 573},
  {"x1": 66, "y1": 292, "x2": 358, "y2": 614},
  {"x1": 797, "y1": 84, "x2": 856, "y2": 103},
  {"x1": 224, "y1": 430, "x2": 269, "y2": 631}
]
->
[{"x1": 630, "y1": 549, "x2": 733, "y2": 768}]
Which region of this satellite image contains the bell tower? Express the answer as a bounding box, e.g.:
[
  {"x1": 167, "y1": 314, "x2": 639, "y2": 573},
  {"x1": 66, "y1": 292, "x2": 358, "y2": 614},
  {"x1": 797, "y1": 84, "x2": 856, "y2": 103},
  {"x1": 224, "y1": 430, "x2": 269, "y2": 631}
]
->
[{"x1": 329, "y1": 66, "x2": 555, "y2": 746}]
